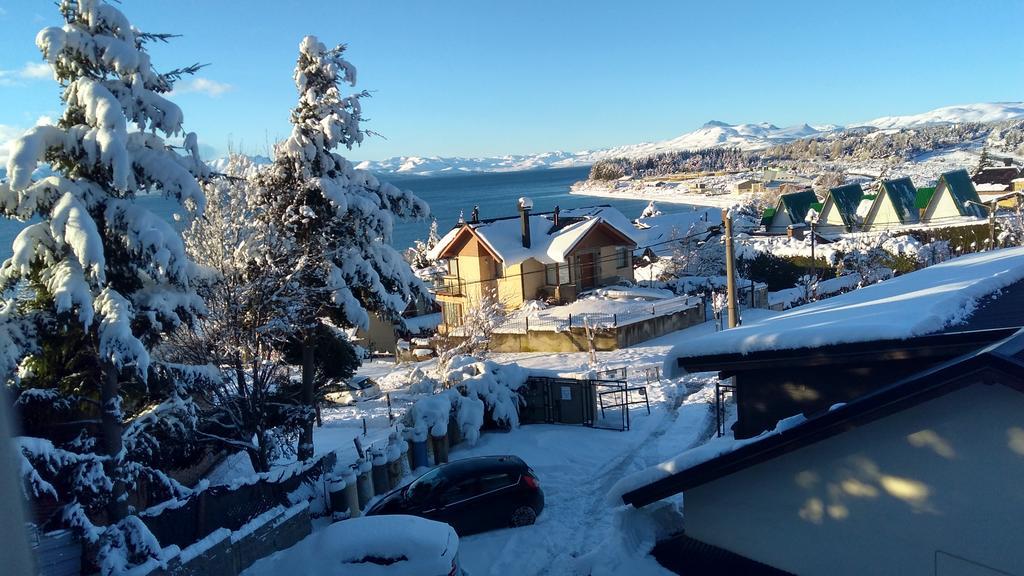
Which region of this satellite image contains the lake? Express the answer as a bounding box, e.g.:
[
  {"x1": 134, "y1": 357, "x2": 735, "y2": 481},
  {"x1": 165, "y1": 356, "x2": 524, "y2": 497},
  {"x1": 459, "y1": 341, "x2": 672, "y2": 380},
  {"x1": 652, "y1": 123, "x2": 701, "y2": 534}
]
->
[
  {"x1": 389, "y1": 166, "x2": 684, "y2": 249},
  {"x1": 0, "y1": 166, "x2": 696, "y2": 261}
]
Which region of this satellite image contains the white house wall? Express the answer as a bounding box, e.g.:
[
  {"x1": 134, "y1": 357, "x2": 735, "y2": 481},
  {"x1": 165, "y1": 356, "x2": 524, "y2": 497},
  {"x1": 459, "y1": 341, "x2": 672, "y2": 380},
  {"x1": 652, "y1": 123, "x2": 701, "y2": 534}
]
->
[{"x1": 681, "y1": 383, "x2": 1024, "y2": 576}]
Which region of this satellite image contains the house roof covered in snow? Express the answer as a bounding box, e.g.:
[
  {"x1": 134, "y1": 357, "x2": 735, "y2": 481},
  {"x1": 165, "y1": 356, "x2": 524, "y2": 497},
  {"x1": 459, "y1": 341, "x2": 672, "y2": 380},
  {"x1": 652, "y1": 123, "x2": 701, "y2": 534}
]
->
[
  {"x1": 972, "y1": 165, "x2": 1019, "y2": 187},
  {"x1": 824, "y1": 183, "x2": 864, "y2": 226},
  {"x1": 774, "y1": 190, "x2": 818, "y2": 224},
  {"x1": 621, "y1": 327, "x2": 1024, "y2": 508},
  {"x1": 935, "y1": 169, "x2": 985, "y2": 218},
  {"x1": 665, "y1": 247, "x2": 1024, "y2": 364},
  {"x1": 429, "y1": 205, "x2": 638, "y2": 266},
  {"x1": 877, "y1": 176, "x2": 919, "y2": 223}
]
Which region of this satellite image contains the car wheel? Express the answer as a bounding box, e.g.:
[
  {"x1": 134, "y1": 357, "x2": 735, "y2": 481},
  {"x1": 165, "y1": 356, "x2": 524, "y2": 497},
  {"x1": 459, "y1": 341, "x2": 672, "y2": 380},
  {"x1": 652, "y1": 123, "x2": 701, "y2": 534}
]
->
[{"x1": 510, "y1": 506, "x2": 537, "y2": 527}]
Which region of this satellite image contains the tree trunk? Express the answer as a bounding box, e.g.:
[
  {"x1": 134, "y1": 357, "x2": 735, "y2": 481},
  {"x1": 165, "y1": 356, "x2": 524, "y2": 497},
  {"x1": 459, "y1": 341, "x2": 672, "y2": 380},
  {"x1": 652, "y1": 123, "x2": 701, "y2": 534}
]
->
[
  {"x1": 297, "y1": 335, "x2": 315, "y2": 461},
  {"x1": 247, "y1": 430, "x2": 269, "y2": 473},
  {"x1": 234, "y1": 356, "x2": 248, "y2": 400},
  {"x1": 100, "y1": 361, "x2": 128, "y2": 522}
]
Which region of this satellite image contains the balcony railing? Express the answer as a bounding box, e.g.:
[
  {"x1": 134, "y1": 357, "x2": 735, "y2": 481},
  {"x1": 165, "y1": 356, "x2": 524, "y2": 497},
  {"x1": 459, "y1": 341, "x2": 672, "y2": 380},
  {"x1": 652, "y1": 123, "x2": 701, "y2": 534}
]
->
[{"x1": 435, "y1": 275, "x2": 464, "y2": 297}]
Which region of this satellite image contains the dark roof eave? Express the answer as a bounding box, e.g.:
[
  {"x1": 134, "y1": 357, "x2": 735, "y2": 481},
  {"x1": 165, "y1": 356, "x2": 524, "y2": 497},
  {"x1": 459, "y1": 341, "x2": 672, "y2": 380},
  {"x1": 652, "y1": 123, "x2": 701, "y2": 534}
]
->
[
  {"x1": 676, "y1": 327, "x2": 1018, "y2": 374},
  {"x1": 623, "y1": 332, "x2": 1024, "y2": 508}
]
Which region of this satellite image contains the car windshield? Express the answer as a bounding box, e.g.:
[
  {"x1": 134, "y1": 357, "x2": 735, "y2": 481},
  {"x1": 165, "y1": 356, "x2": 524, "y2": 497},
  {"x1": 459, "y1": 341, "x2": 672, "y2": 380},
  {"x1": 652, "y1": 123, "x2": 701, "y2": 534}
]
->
[
  {"x1": 406, "y1": 468, "x2": 445, "y2": 503},
  {"x1": 348, "y1": 377, "x2": 373, "y2": 390}
]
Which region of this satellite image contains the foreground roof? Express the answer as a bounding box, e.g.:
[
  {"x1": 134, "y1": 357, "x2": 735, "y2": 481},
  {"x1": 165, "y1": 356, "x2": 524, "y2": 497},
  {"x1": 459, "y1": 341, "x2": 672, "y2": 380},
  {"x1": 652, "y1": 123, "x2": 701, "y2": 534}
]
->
[
  {"x1": 429, "y1": 205, "x2": 638, "y2": 266},
  {"x1": 622, "y1": 328, "x2": 1024, "y2": 507},
  {"x1": 665, "y1": 247, "x2": 1024, "y2": 366}
]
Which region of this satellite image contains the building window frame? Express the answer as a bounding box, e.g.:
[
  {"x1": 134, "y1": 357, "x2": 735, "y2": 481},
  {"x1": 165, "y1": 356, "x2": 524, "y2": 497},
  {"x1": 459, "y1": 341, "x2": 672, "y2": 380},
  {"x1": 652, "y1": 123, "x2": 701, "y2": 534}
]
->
[
  {"x1": 545, "y1": 263, "x2": 571, "y2": 285},
  {"x1": 616, "y1": 246, "x2": 631, "y2": 269}
]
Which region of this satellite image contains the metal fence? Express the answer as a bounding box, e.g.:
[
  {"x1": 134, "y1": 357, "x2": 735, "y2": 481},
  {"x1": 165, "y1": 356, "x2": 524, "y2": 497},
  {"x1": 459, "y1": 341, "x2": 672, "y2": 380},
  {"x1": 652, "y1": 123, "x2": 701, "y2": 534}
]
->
[{"x1": 493, "y1": 295, "x2": 703, "y2": 334}]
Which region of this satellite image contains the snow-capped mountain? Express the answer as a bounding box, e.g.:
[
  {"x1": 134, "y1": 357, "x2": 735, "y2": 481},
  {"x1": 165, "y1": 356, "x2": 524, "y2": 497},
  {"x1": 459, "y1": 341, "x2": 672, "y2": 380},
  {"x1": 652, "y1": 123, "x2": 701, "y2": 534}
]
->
[
  {"x1": 353, "y1": 151, "x2": 589, "y2": 176},
  {"x1": 208, "y1": 154, "x2": 272, "y2": 172},
  {"x1": 857, "y1": 102, "x2": 1024, "y2": 130},
  {"x1": 196, "y1": 102, "x2": 1024, "y2": 178}
]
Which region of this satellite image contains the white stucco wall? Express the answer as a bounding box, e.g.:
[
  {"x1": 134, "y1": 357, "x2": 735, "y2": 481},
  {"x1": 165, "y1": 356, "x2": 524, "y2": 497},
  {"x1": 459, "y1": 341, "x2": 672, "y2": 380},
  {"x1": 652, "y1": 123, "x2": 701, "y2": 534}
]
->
[{"x1": 682, "y1": 383, "x2": 1024, "y2": 576}]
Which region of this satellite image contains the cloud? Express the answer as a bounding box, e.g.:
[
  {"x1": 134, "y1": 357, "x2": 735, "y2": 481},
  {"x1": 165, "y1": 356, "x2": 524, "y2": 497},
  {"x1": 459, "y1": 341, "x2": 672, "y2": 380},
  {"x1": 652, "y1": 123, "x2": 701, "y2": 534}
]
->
[
  {"x1": 0, "y1": 61, "x2": 52, "y2": 86},
  {"x1": 171, "y1": 77, "x2": 233, "y2": 98}
]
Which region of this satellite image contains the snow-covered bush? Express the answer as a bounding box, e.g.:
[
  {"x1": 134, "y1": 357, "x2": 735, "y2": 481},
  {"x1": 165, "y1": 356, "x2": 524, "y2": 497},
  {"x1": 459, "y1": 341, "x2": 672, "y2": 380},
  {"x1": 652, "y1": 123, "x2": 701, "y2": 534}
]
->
[{"x1": 406, "y1": 358, "x2": 528, "y2": 446}]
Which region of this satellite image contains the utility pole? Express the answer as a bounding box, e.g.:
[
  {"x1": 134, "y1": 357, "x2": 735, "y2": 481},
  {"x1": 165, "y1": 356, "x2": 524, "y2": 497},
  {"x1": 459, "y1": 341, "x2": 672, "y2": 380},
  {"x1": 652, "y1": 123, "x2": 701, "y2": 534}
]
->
[{"x1": 723, "y1": 208, "x2": 739, "y2": 328}]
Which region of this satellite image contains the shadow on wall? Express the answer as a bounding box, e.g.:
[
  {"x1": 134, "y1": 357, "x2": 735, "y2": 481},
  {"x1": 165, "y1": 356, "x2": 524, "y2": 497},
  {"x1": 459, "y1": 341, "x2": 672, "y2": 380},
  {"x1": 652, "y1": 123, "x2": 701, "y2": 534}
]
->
[{"x1": 791, "y1": 427, "x2": 965, "y2": 525}]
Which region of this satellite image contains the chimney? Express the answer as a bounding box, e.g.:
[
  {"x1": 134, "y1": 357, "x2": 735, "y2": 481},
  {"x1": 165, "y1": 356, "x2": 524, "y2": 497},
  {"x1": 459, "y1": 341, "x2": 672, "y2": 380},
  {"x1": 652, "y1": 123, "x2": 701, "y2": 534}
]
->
[
  {"x1": 470, "y1": 205, "x2": 479, "y2": 223},
  {"x1": 518, "y1": 197, "x2": 533, "y2": 248},
  {"x1": 553, "y1": 205, "x2": 560, "y2": 228}
]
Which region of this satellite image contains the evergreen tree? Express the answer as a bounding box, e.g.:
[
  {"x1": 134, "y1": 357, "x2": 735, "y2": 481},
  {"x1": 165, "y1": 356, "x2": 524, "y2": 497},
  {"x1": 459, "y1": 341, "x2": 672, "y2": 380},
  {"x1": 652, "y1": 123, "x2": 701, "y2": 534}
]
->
[
  {"x1": 254, "y1": 37, "x2": 429, "y2": 460},
  {"x1": 0, "y1": 1, "x2": 207, "y2": 571}
]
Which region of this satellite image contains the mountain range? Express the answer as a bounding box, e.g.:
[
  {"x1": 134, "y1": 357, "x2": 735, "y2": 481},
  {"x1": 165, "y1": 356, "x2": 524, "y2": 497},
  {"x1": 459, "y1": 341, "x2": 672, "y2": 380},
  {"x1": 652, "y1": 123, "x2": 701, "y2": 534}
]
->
[{"x1": 353, "y1": 102, "x2": 1024, "y2": 176}]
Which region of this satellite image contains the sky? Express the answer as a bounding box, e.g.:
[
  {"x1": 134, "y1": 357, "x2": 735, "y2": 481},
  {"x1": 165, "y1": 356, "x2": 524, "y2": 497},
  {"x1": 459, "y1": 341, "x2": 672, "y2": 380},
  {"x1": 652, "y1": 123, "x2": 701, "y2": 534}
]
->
[{"x1": 1, "y1": 0, "x2": 1023, "y2": 163}]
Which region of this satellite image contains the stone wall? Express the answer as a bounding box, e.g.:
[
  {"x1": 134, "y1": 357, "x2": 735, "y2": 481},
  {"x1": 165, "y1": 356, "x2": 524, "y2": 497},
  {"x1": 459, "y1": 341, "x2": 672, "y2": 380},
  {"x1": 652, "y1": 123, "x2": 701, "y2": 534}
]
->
[{"x1": 150, "y1": 503, "x2": 311, "y2": 576}]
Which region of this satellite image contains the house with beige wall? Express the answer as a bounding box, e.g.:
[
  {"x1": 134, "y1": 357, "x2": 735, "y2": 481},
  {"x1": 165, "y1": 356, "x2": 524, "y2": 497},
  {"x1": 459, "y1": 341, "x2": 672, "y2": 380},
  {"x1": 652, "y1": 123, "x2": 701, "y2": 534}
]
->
[
  {"x1": 428, "y1": 200, "x2": 638, "y2": 332},
  {"x1": 922, "y1": 168, "x2": 986, "y2": 224},
  {"x1": 815, "y1": 183, "x2": 864, "y2": 236},
  {"x1": 622, "y1": 328, "x2": 1024, "y2": 576},
  {"x1": 862, "y1": 176, "x2": 919, "y2": 231}
]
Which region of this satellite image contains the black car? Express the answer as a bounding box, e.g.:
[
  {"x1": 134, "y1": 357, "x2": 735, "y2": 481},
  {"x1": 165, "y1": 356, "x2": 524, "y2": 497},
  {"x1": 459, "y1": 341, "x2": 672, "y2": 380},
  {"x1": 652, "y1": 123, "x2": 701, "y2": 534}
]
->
[{"x1": 366, "y1": 455, "x2": 544, "y2": 535}]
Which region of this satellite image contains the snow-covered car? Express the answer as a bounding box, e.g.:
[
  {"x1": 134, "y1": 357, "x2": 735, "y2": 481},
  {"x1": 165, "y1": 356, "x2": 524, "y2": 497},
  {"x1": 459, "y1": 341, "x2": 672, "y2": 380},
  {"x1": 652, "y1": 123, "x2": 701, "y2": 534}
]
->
[
  {"x1": 367, "y1": 455, "x2": 544, "y2": 535},
  {"x1": 243, "y1": 514, "x2": 463, "y2": 576},
  {"x1": 324, "y1": 375, "x2": 382, "y2": 405}
]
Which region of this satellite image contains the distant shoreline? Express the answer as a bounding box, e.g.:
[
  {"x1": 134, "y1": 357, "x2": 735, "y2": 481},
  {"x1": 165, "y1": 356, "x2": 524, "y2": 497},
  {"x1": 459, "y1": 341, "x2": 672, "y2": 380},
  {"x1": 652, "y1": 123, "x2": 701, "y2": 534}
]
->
[{"x1": 569, "y1": 180, "x2": 749, "y2": 209}]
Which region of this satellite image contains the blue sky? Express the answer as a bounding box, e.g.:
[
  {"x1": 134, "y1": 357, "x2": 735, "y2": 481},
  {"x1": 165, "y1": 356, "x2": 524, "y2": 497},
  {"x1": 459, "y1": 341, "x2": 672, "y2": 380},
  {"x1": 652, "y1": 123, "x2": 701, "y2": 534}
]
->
[{"x1": 1, "y1": 0, "x2": 1022, "y2": 162}]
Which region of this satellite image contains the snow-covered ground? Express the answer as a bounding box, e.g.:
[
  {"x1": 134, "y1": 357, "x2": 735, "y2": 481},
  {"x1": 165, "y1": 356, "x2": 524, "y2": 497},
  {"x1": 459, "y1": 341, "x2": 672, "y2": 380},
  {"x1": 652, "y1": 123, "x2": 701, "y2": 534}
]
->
[{"x1": 210, "y1": 309, "x2": 777, "y2": 574}]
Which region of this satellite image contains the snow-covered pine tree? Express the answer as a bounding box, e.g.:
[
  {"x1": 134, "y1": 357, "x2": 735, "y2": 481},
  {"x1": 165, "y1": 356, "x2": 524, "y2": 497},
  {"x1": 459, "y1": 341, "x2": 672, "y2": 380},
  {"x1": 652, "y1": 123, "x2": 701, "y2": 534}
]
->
[
  {"x1": 0, "y1": 1, "x2": 207, "y2": 571},
  {"x1": 406, "y1": 217, "x2": 440, "y2": 269},
  {"x1": 254, "y1": 36, "x2": 429, "y2": 460}
]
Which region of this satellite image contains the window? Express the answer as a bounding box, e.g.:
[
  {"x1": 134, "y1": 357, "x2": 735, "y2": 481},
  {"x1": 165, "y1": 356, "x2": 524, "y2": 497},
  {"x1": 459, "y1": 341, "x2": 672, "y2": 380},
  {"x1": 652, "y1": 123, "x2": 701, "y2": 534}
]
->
[
  {"x1": 545, "y1": 263, "x2": 570, "y2": 285},
  {"x1": 616, "y1": 247, "x2": 631, "y2": 269},
  {"x1": 478, "y1": 473, "x2": 516, "y2": 493},
  {"x1": 493, "y1": 258, "x2": 504, "y2": 279},
  {"x1": 442, "y1": 302, "x2": 462, "y2": 327},
  {"x1": 439, "y1": 478, "x2": 480, "y2": 505}
]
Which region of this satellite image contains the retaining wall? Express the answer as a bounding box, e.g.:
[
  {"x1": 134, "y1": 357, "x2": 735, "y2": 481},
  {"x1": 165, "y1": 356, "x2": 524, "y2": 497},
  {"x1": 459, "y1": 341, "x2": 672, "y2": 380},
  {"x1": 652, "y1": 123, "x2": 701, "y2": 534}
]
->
[{"x1": 489, "y1": 303, "x2": 706, "y2": 352}]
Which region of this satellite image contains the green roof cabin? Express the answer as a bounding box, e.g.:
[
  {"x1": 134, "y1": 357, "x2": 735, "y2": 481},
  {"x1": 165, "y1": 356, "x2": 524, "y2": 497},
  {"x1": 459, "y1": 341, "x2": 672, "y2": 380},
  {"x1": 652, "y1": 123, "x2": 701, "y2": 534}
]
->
[
  {"x1": 921, "y1": 169, "x2": 986, "y2": 224},
  {"x1": 862, "y1": 176, "x2": 919, "y2": 231},
  {"x1": 817, "y1": 183, "x2": 865, "y2": 235},
  {"x1": 765, "y1": 189, "x2": 819, "y2": 234}
]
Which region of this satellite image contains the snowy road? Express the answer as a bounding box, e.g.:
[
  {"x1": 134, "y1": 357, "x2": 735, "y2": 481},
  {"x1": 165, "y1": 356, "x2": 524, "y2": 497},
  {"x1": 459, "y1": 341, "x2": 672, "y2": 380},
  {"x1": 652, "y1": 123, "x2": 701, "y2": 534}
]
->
[{"x1": 450, "y1": 371, "x2": 717, "y2": 575}]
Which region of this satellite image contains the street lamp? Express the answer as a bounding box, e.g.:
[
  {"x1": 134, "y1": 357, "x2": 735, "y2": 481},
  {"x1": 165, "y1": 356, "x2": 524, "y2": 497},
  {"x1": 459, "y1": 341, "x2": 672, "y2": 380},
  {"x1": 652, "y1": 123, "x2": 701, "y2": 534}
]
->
[{"x1": 965, "y1": 200, "x2": 998, "y2": 250}]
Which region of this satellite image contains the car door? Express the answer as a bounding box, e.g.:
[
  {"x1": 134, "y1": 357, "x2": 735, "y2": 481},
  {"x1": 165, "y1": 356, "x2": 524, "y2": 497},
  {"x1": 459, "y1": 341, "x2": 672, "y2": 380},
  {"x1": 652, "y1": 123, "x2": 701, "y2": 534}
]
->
[
  {"x1": 475, "y1": 472, "x2": 519, "y2": 530},
  {"x1": 428, "y1": 477, "x2": 482, "y2": 534}
]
